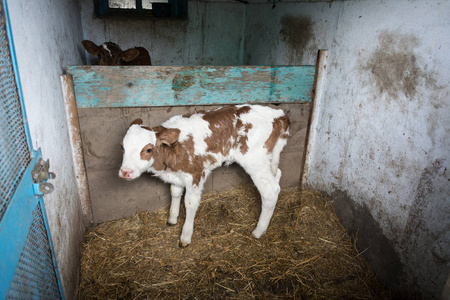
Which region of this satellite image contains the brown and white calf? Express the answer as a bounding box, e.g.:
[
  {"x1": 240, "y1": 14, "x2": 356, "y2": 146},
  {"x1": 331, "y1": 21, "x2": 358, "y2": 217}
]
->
[
  {"x1": 81, "y1": 40, "x2": 151, "y2": 65},
  {"x1": 119, "y1": 105, "x2": 290, "y2": 247}
]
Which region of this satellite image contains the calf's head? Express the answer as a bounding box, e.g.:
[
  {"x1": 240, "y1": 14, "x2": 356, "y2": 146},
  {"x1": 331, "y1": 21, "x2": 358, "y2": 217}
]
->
[
  {"x1": 82, "y1": 40, "x2": 140, "y2": 66},
  {"x1": 119, "y1": 119, "x2": 180, "y2": 180}
]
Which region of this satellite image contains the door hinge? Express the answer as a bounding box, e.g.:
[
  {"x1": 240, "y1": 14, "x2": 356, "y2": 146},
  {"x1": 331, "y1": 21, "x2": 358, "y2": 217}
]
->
[{"x1": 32, "y1": 158, "x2": 56, "y2": 195}]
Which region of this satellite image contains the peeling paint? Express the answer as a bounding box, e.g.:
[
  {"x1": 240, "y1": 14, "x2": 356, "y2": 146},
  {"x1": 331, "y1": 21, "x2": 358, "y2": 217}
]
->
[
  {"x1": 67, "y1": 65, "x2": 315, "y2": 108},
  {"x1": 172, "y1": 73, "x2": 195, "y2": 91}
]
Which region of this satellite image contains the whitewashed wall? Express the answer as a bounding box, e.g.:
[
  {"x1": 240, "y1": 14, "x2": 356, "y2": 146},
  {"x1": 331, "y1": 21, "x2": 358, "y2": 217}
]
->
[
  {"x1": 292, "y1": 1, "x2": 448, "y2": 299},
  {"x1": 7, "y1": 0, "x2": 86, "y2": 299}
]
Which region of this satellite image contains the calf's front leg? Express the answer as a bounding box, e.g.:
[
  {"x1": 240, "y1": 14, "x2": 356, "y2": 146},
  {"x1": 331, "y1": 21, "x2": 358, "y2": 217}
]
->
[
  {"x1": 179, "y1": 186, "x2": 202, "y2": 247},
  {"x1": 167, "y1": 185, "x2": 184, "y2": 225}
]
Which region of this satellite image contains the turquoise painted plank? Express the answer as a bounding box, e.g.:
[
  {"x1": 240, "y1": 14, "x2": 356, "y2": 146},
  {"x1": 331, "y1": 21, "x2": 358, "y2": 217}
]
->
[{"x1": 66, "y1": 65, "x2": 315, "y2": 108}]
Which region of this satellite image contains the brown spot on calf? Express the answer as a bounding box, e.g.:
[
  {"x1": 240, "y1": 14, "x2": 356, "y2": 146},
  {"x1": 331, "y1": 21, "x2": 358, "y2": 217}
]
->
[{"x1": 265, "y1": 115, "x2": 290, "y2": 153}]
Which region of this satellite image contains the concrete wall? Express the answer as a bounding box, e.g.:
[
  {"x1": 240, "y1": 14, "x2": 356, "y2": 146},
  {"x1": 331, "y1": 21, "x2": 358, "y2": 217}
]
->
[
  {"x1": 277, "y1": 1, "x2": 448, "y2": 299},
  {"x1": 7, "y1": 0, "x2": 86, "y2": 298}
]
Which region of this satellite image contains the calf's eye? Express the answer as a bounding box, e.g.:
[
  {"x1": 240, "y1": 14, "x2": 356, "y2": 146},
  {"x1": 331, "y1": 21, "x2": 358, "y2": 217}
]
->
[{"x1": 146, "y1": 148, "x2": 152, "y2": 153}]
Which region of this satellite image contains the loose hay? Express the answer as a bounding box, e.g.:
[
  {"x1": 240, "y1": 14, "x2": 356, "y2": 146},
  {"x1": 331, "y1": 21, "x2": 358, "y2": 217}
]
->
[{"x1": 78, "y1": 186, "x2": 391, "y2": 299}]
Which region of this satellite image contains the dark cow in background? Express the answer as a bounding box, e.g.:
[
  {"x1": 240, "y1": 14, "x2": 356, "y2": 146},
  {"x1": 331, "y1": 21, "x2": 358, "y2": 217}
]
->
[{"x1": 82, "y1": 40, "x2": 151, "y2": 65}]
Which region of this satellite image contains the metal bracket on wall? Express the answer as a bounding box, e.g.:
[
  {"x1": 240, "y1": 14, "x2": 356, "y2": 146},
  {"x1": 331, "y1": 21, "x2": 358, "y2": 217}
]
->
[{"x1": 32, "y1": 158, "x2": 56, "y2": 195}]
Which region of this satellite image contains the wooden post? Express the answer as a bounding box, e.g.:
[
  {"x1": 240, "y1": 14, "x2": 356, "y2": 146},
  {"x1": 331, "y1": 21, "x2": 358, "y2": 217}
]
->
[
  {"x1": 61, "y1": 74, "x2": 94, "y2": 226},
  {"x1": 301, "y1": 50, "x2": 329, "y2": 189}
]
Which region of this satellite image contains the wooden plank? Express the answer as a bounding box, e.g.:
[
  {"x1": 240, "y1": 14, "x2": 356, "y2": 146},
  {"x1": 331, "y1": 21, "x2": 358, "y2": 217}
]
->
[
  {"x1": 61, "y1": 74, "x2": 94, "y2": 226},
  {"x1": 302, "y1": 50, "x2": 329, "y2": 188},
  {"x1": 66, "y1": 65, "x2": 315, "y2": 108}
]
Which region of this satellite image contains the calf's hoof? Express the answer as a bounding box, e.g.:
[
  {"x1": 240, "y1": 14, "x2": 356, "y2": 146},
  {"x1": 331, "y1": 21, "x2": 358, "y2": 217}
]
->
[
  {"x1": 166, "y1": 221, "x2": 177, "y2": 226},
  {"x1": 252, "y1": 228, "x2": 265, "y2": 239},
  {"x1": 179, "y1": 241, "x2": 190, "y2": 248}
]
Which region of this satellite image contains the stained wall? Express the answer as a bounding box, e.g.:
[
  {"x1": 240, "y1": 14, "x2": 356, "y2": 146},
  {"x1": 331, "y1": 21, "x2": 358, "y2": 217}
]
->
[{"x1": 289, "y1": 2, "x2": 448, "y2": 299}]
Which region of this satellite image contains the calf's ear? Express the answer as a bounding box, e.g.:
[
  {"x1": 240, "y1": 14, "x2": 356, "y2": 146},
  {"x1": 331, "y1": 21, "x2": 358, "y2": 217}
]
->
[
  {"x1": 122, "y1": 48, "x2": 140, "y2": 62},
  {"x1": 82, "y1": 40, "x2": 100, "y2": 55},
  {"x1": 157, "y1": 128, "x2": 181, "y2": 146},
  {"x1": 129, "y1": 118, "x2": 143, "y2": 127}
]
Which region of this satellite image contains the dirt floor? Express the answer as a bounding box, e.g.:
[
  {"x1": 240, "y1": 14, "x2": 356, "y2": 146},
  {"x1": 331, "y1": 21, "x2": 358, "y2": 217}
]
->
[{"x1": 78, "y1": 185, "x2": 391, "y2": 299}]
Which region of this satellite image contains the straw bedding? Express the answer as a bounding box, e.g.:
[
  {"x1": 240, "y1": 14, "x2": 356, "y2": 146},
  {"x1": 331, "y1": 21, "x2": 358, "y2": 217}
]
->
[{"x1": 78, "y1": 185, "x2": 391, "y2": 299}]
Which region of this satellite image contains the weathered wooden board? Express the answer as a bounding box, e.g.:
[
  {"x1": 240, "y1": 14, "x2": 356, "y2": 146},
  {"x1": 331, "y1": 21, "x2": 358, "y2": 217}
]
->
[{"x1": 66, "y1": 66, "x2": 315, "y2": 108}]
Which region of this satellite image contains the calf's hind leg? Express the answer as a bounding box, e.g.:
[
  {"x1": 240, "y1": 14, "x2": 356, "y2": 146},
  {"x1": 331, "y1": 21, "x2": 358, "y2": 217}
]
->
[{"x1": 244, "y1": 165, "x2": 281, "y2": 238}]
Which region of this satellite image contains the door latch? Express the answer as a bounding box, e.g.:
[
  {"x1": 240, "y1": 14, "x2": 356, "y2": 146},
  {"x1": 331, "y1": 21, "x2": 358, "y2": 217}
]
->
[{"x1": 32, "y1": 158, "x2": 56, "y2": 195}]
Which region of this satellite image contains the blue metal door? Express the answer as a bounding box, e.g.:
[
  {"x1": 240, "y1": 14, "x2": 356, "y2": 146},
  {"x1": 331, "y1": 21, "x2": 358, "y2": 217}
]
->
[{"x1": 0, "y1": 0, "x2": 64, "y2": 298}]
